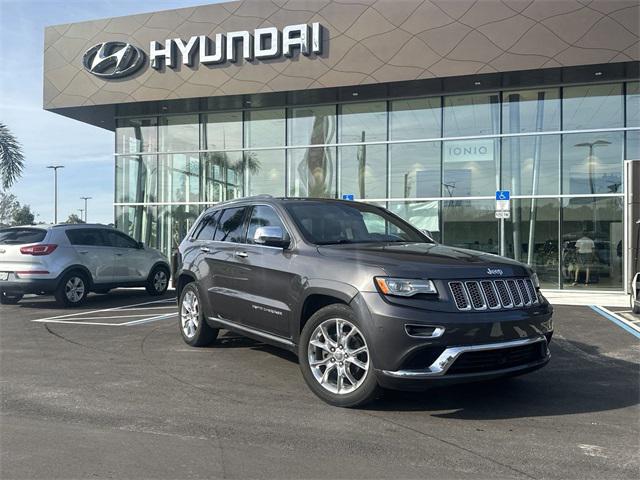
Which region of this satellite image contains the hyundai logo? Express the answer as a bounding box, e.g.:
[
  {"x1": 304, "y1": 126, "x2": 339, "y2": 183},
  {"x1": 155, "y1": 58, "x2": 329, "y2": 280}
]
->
[
  {"x1": 83, "y1": 42, "x2": 145, "y2": 79},
  {"x1": 486, "y1": 268, "x2": 504, "y2": 276}
]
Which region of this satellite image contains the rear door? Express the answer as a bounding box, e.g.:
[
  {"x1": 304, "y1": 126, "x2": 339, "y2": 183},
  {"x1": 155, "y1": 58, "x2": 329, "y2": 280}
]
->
[
  {"x1": 103, "y1": 230, "x2": 149, "y2": 283},
  {"x1": 202, "y1": 206, "x2": 251, "y2": 324},
  {"x1": 65, "y1": 228, "x2": 115, "y2": 284}
]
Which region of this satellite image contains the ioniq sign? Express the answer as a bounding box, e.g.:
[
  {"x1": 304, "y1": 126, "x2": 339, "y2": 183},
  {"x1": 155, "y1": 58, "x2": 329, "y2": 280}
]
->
[
  {"x1": 82, "y1": 23, "x2": 322, "y2": 80},
  {"x1": 82, "y1": 42, "x2": 145, "y2": 79}
]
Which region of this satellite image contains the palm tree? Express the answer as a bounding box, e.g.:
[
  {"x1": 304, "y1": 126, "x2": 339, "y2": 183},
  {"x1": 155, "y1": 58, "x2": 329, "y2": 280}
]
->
[{"x1": 0, "y1": 123, "x2": 25, "y2": 189}]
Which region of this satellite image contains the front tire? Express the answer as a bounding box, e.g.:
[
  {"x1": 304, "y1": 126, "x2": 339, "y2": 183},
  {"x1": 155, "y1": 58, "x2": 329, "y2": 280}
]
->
[
  {"x1": 55, "y1": 271, "x2": 89, "y2": 307},
  {"x1": 146, "y1": 265, "x2": 170, "y2": 296},
  {"x1": 0, "y1": 291, "x2": 23, "y2": 305},
  {"x1": 179, "y1": 283, "x2": 218, "y2": 347},
  {"x1": 299, "y1": 304, "x2": 380, "y2": 408}
]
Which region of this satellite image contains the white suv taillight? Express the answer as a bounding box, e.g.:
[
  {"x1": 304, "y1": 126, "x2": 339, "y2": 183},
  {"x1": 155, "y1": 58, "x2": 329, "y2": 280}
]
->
[{"x1": 20, "y1": 244, "x2": 58, "y2": 256}]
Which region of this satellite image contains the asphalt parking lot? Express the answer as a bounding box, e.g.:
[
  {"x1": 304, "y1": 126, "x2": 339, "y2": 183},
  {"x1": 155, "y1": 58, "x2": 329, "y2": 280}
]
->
[{"x1": 1, "y1": 290, "x2": 639, "y2": 479}]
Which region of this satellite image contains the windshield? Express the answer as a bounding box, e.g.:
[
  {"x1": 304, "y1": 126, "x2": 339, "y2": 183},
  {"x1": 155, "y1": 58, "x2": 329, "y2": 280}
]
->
[
  {"x1": 284, "y1": 201, "x2": 429, "y2": 245},
  {"x1": 0, "y1": 227, "x2": 47, "y2": 245}
]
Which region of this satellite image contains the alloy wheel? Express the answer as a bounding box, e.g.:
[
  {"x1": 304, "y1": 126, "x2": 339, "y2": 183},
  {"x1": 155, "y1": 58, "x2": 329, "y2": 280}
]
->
[
  {"x1": 65, "y1": 276, "x2": 85, "y2": 303},
  {"x1": 307, "y1": 318, "x2": 370, "y2": 395},
  {"x1": 181, "y1": 290, "x2": 199, "y2": 339},
  {"x1": 153, "y1": 270, "x2": 168, "y2": 292}
]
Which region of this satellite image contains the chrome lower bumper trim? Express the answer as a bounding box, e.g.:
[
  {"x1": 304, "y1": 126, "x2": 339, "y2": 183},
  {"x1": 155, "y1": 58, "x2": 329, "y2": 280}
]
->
[{"x1": 381, "y1": 335, "x2": 549, "y2": 379}]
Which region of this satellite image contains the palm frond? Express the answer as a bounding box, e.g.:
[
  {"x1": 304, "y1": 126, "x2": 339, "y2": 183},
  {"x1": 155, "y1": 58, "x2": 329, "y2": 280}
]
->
[{"x1": 0, "y1": 123, "x2": 25, "y2": 189}]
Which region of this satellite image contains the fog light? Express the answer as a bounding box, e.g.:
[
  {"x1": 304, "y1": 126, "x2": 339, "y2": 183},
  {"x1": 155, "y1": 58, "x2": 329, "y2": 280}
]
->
[{"x1": 405, "y1": 325, "x2": 445, "y2": 338}]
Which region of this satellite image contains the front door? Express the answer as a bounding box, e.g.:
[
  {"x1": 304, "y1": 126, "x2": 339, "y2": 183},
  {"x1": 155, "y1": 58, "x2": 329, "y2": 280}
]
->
[{"x1": 103, "y1": 230, "x2": 148, "y2": 283}]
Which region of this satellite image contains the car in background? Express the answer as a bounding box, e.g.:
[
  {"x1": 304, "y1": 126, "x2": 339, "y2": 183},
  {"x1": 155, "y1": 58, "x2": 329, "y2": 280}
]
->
[{"x1": 0, "y1": 224, "x2": 170, "y2": 306}]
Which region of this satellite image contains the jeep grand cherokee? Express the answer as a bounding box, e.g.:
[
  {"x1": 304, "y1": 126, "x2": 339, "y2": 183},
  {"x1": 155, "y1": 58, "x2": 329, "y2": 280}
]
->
[{"x1": 174, "y1": 197, "x2": 553, "y2": 407}]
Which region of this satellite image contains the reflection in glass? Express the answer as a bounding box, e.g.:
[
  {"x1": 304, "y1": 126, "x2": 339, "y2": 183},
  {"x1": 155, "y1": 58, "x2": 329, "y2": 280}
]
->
[
  {"x1": 562, "y1": 132, "x2": 623, "y2": 194},
  {"x1": 159, "y1": 154, "x2": 200, "y2": 203},
  {"x1": 626, "y1": 131, "x2": 640, "y2": 160},
  {"x1": 502, "y1": 135, "x2": 560, "y2": 195},
  {"x1": 246, "y1": 150, "x2": 285, "y2": 196},
  {"x1": 505, "y1": 199, "x2": 559, "y2": 287},
  {"x1": 339, "y1": 145, "x2": 386, "y2": 199},
  {"x1": 561, "y1": 197, "x2": 623, "y2": 290},
  {"x1": 389, "y1": 142, "x2": 441, "y2": 198},
  {"x1": 159, "y1": 115, "x2": 199, "y2": 151},
  {"x1": 288, "y1": 147, "x2": 336, "y2": 198},
  {"x1": 563, "y1": 83, "x2": 623, "y2": 130},
  {"x1": 116, "y1": 205, "x2": 157, "y2": 249},
  {"x1": 443, "y1": 93, "x2": 500, "y2": 137},
  {"x1": 502, "y1": 88, "x2": 560, "y2": 133},
  {"x1": 201, "y1": 152, "x2": 244, "y2": 202},
  {"x1": 288, "y1": 105, "x2": 336, "y2": 146},
  {"x1": 115, "y1": 155, "x2": 158, "y2": 204},
  {"x1": 116, "y1": 118, "x2": 157, "y2": 154},
  {"x1": 202, "y1": 111, "x2": 242, "y2": 150},
  {"x1": 389, "y1": 201, "x2": 440, "y2": 241},
  {"x1": 443, "y1": 138, "x2": 499, "y2": 196},
  {"x1": 339, "y1": 102, "x2": 387, "y2": 143},
  {"x1": 442, "y1": 200, "x2": 498, "y2": 254},
  {"x1": 158, "y1": 205, "x2": 204, "y2": 257},
  {"x1": 245, "y1": 109, "x2": 285, "y2": 148},
  {"x1": 627, "y1": 82, "x2": 639, "y2": 127},
  {"x1": 390, "y1": 98, "x2": 441, "y2": 141}
]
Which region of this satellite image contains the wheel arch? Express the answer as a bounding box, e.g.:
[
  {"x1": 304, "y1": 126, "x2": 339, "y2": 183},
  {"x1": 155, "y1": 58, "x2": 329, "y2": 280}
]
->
[
  {"x1": 57, "y1": 265, "x2": 94, "y2": 289},
  {"x1": 175, "y1": 270, "x2": 197, "y2": 298}
]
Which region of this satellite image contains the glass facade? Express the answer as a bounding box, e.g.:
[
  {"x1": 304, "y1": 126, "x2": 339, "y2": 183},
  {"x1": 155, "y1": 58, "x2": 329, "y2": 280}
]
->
[{"x1": 115, "y1": 81, "x2": 638, "y2": 290}]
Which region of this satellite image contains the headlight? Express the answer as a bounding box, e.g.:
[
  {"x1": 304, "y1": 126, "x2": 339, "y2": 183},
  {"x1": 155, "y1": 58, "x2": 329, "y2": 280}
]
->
[
  {"x1": 531, "y1": 272, "x2": 540, "y2": 289},
  {"x1": 374, "y1": 277, "x2": 437, "y2": 297}
]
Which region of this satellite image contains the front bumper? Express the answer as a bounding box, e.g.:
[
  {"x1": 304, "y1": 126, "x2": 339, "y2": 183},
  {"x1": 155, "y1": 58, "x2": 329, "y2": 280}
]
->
[{"x1": 350, "y1": 291, "x2": 553, "y2": 388}]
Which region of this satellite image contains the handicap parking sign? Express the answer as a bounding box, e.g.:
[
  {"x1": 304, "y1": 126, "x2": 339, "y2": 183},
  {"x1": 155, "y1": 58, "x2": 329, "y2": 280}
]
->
[{"x1": 495, "y1": 190, "x2": 510, "y2": 201}]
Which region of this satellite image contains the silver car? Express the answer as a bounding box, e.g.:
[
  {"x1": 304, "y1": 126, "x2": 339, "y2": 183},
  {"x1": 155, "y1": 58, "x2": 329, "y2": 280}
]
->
[{"x1": 0, "y1": 224, "x2": 170, "y2": 306}]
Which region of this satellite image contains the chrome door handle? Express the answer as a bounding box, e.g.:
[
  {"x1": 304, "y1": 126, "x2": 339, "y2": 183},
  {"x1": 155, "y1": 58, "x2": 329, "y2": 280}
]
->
[
  {"x1": 78, "y1": 250, "x2": 88, "y2": 254},
  {"x1": 234, "y1": 251, "x2": 248, "y2": 258},
  {"x1": 200, "y1": 246, "x2": 211, "y2": 253}
]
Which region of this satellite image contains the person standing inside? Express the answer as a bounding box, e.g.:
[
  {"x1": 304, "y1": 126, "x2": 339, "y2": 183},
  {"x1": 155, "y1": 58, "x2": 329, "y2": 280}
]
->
[{"x1": 573, "y1": 231, "x2": 595, "y2": 286}]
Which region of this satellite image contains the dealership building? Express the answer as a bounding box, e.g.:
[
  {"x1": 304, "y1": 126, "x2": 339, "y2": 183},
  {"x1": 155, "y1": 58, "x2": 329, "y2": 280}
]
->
[{"x1": 43, "y1": 0, "x2": 639, "y2": 291}]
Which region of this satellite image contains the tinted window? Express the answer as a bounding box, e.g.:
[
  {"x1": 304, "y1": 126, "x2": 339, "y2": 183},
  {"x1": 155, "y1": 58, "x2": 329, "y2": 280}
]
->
[
  {"x1": 213, "y1": 207, "x2": 247, "y2": 243},
  {"x1": 66, "y1": 229, "x2": 106, "y2": 247},
  {"x1": 193, "y1": 212, "x2": 219, "y2": 241},
  {"x1": 0, "y1": 228, "x2": 47, "y2": 245},
  {"x1": 285, "y1": 202, "x2": 426, "y2": 245},
  {"x1": 104, "y1": 230, "x2": 139, "y2": 248},
  {"x1": 247, "y1": 206, "x2": 286, "y2": 244}
]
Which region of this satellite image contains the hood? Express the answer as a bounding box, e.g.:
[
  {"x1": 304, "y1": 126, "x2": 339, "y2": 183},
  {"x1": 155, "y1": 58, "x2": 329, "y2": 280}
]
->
[{"x1": 316, "y1": 242, "x2": 530, "y2": 279}]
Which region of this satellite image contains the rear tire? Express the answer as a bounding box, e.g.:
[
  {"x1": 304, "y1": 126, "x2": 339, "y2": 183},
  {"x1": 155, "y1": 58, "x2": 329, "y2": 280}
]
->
[
  {"x1": 179, "y1": 283, "x2": 218, "y2": 347},
  {"x1": 146, "y1": 265, "x2": 170, "y2": 296},
  {"x1": 299, "y1": 304, "x2": 380, "y2": 408},
  {"x1": 0, "y1": 291, "x2": 23, "y2": 305},
  {"x1": 55, "y1": 271, "x2": 89, "y2": 307}
]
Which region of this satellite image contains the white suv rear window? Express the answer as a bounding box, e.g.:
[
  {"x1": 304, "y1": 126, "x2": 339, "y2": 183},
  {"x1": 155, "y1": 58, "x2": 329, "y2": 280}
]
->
[{"x1": 0, "y1": 228, "x2": 47, "y2": 245}]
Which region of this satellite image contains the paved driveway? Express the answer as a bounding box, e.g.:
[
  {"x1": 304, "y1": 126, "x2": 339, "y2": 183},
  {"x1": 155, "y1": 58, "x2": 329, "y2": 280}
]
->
[{"x1": 1, "y1": 291, "x2": 638, "y2": 479}]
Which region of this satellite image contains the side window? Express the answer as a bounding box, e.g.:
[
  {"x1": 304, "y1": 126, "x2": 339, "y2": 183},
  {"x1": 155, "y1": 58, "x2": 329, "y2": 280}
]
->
[
  {"x1": 213, "y1": 207, "x2": 247, "y2": 243},
  {"x1": 247, "y1": 206, "x2": 286, "y2": 244},
  {"x1": 105, "y1": 230, "x2": 139, "y2": 248},
  {"x1": 194, "y1": 211, "x2": 219, "y2": 241},
  {"x1": 66, "y1": 228, "x2": 107, "y2": 246}
]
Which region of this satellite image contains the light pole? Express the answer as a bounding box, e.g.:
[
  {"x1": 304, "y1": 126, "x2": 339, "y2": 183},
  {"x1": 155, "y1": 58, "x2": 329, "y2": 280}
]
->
[
  {"x1": 80, "y1": 196, "x2": 92, "y2": 223},
  {"x1": 78, "y1": 209, "x2": 84, "y2": 222},
  {"x1": 46, "y1": 165, "x2": 64, "y2": 223}
]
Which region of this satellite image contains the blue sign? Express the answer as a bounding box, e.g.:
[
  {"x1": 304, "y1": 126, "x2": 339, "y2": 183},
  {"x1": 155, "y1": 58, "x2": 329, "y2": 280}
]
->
[
  {"x1": 495, "y1": 190, "x2": 510, "y2": 201},
  {"x1": 342, "y1": 194, "x2": 355, "y2": 201}
]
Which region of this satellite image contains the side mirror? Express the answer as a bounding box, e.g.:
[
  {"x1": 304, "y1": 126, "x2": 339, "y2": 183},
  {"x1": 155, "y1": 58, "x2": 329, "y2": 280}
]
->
[
  {"x1": 137, "y1": 241, "x2": 144, "y2": 249},
  {"x1": 254, "y1": 226, "x2": 289, "y2": 248}
]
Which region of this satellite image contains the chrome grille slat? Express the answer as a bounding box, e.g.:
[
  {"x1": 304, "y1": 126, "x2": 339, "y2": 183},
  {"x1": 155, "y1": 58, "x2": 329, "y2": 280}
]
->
[{"x1": 449, "y1": 278, "x2": 541, "y2": 311}]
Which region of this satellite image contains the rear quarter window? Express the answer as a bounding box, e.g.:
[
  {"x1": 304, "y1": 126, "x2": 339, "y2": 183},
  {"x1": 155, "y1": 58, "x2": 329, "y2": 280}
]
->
[{"x1": 0, "y1": 228, "x2": 47, "y2": 245}]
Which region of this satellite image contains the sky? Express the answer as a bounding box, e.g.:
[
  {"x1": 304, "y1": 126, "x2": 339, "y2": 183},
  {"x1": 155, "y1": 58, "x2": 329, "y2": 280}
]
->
[{"x1": 0, "y1": 0, "x2": 222, "y2": 224}]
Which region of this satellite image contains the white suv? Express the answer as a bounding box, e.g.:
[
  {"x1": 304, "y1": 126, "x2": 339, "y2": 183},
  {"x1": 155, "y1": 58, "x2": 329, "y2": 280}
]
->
[{"x1": 0, "y1": 224, "x2": 170, "y2": 306}]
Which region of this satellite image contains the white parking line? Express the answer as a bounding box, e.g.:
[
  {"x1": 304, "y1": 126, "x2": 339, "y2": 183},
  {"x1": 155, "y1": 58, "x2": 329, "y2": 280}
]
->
[{"x1": 32, "y1": 297, "x2": 177, "y2": 327}]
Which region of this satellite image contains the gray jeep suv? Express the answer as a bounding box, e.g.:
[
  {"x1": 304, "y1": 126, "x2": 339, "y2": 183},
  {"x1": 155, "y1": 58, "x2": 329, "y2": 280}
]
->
[{"x1": 174, "y1": 197, "x2": 553, "y2": 407}]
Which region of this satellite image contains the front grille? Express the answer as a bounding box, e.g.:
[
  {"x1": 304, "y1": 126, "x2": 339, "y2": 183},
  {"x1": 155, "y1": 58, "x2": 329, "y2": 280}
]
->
[
  {"x1": 449, "y1": 278, "x2": 540, "y2": 311},
  {"x1": 447, "y1": 342, "x2": 546, "y2": 374}
]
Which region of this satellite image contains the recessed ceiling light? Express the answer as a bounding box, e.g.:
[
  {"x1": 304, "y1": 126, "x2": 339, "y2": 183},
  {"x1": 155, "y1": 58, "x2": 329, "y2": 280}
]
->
[
  {"x1": 352, "y1": 92, "x2": 359, "y2": 97},
  {"x1": 161, "y1": 106, "x2": 168, "y2": 110},
  {"x1": 594, "y1": 71, "x2": 603, "y2": 76},
  {"x1": 474, "y1": 81, "x2": 481, "y2": 86}
]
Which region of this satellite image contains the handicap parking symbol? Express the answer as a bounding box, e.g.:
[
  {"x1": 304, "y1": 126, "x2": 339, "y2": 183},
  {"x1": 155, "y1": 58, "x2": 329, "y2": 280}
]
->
[{"x1": 495, "y1": 190, "x2": 510, "y2": 201}]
